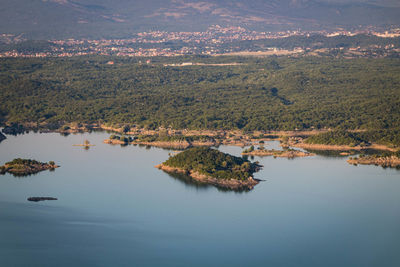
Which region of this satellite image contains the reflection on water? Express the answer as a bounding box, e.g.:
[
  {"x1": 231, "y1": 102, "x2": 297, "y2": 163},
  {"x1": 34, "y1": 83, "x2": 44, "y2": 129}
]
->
[
  {"x1": 163, "y1": 170, "x2": 254, "y2": 193},
  {"x1": 0, "y1": 169, "x2": 57, "y2": 178},
  {"x1": 164, "y1": 170, "x2": 213, "y2": 190}
]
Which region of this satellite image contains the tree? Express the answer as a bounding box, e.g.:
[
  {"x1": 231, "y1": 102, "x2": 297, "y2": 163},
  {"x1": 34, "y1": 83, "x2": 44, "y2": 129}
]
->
[{"x1": 123, "y1": 125, "x2": 130, "y2": 133}]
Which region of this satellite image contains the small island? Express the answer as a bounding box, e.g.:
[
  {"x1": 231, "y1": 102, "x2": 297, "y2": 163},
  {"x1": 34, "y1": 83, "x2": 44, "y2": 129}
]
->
[
  {"x1": 347, "y1": 152, "x2": 400, "y2": 168},
  {"x1": 242, "y1": 146, "x2": 315, "y2": 158},
  {"x1": 104, "y1": 134, "x2": 218, "y2": 149},
  {"x1": 156, "y1": 147, "x2": 262, "y2": 190},
  {"x1": 0, "y1": 158, "x2": 59, "y2": 176},
  {"x1": 73, "y1": 139, "x2": 95, "y2": 149},
  {"x1": 28, "y1": 197, "x2": 58, "y2": 202}
]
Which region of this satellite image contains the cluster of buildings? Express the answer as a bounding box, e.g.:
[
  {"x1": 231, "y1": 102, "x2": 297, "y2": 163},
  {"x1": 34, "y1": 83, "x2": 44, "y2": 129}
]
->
[{"x1": 1, "y1": 26, "x2": 400, "y2": 58}]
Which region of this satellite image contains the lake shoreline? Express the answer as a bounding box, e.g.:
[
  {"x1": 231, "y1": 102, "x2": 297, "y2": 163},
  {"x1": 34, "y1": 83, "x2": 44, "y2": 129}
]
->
[
  {"x1": 104, "y1": 138, "x2": 217, "y2": 149},
  {"x1": 3, "y1": 122, "x2": 399, "y2": 152}
]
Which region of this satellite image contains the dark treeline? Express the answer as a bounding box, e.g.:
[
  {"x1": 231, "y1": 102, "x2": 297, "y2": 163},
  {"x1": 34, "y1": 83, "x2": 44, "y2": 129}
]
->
[{"x1": 1, "y1": 56, "x2": 400, "y2": 139}]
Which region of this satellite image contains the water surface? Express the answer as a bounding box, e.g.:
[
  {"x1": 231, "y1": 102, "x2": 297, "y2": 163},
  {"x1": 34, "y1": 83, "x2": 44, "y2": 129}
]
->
[{"x1": 0, "y1": 132, "x2": 399, "y2": 267}]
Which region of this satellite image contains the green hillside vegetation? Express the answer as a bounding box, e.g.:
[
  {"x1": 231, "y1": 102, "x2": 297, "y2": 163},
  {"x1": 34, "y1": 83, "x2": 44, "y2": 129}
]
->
[
  {"x1": 305, "y1": 131, "x2": 369, "y2": 146},
  {"x1": 163, "y1": 147, "x2": 260, "y2": 180},
  {"x1": 357, "y1": 129, "x2": 400, "y2": 148},
  {"x1": 1, "y1": 56, "x2": 400, "y2": 146},
  {"x1": 360, "y1": 150, "x2": 400, "y2": 158},
  {"x1": 305, "y1": 129, "x2": 400, "y2": 147}
]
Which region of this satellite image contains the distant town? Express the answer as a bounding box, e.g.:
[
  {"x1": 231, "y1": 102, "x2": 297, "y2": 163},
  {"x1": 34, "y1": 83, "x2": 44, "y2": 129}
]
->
[{"x1": 1, "y1": 25, "x2": 400, "y2": 58}]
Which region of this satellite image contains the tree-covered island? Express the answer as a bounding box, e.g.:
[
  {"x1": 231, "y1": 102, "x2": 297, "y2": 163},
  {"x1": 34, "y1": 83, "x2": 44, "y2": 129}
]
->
[
  {"x1": 104, "y1": 134, "x2": 218, "y2": 149},
  {"x1": 156, "y1": 147, "x2": 262, "y2": 190},
  {"x1": 0, "y1": 158, "x2": 59, "y2": 176},
  {"x1": 242, "y1": 145, "x2": 314, "y2": 158}
]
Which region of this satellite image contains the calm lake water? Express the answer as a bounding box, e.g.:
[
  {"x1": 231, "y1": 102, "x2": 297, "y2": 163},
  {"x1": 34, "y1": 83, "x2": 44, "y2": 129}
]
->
[{"x1": 0, "y1": 131, "x2": 399, "y2": 267}]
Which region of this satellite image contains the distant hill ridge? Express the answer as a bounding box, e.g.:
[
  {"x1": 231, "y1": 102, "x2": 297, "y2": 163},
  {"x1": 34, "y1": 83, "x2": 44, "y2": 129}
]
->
[{"x1": 0, "y1": 0, "x2": 399, "y2": 39}]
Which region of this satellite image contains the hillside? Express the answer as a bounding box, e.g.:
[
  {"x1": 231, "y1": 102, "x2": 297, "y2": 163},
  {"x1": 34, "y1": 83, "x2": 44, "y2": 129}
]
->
[
  {"x1": 1, "y1": 56, "x2": 400, "y2": 141},
  {"x1": 1, "y1": 0, "x2": 400, "y2": 39}
]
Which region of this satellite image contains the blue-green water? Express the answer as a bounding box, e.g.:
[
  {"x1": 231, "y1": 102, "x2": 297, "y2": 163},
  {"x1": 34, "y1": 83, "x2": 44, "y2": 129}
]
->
[{"x1": 1, "y1": 131, "x2": 399, "y2": 267}]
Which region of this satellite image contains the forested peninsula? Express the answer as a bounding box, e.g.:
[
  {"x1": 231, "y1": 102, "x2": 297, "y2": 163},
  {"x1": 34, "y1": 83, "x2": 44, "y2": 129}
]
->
[{"x1": 1, "y1": 56, "x2": 400, "y2": 149}]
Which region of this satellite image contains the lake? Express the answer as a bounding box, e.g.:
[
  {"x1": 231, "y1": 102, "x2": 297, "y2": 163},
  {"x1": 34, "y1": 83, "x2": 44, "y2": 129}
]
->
[{"x1": 0, "y1": 131, "x2": 399, "y2": 267}]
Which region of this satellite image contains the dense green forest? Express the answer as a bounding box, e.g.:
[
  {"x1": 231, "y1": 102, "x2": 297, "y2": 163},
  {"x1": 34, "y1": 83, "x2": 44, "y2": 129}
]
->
[
  {"x1": 163, "y1": 147, "x2": 260, "y2": 180},
  {"x1": 1, "y1": 56, "x2": 399, "y2": 138},
  {"x1": 306, "y1": 130, "x2": 400, "y2": 147},
  {"x1": 305, "y1": 131, "x2": 368, "y2": 146}
]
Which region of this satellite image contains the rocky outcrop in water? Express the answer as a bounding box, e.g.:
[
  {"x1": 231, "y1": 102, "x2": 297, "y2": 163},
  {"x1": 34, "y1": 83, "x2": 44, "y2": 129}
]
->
[
  {"x1": 0, "y1": 132, "x2": 6, "y2": 143},
  {"x1": 28, "y1": 197, "x2": 58, "y2": 202},
  {"x1": 347, "y1": 155, "x2": 400, "y2": 168}
]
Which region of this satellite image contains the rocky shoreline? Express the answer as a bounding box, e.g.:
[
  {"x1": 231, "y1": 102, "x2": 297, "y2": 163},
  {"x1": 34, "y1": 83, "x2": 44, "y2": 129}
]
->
[
  {"x1": 347, "y1": 155, "x2": 400, "y2": 168},
  {"x1": 155, "y1": 164, "x2": 260, "y2": 191}
]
